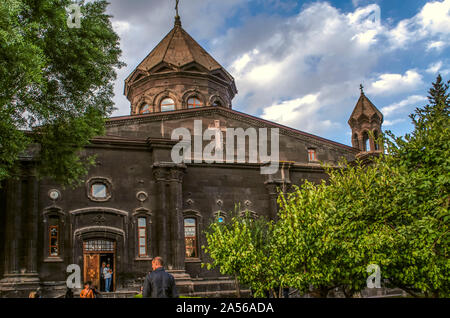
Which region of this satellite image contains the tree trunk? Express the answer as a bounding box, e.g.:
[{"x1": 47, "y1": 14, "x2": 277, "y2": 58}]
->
[{"x1": 234, "y1": 274, "x2": 241, "y2": 298}]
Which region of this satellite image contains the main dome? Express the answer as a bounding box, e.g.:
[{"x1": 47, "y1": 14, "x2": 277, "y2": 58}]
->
[{"x1": 124, "y1": 17, "x2": 237, "y2": 115}]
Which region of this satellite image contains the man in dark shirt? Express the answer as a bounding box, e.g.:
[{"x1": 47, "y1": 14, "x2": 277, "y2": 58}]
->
[{"x1": 142, "y1": 256, "x2": 178, "y2": 298}]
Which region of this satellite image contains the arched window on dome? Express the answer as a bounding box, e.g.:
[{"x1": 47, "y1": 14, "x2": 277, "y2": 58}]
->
[
  {"x1": 161, "y1": 98, "x2": 175, "y2": 112},
  {"x1": 212, "y1": 100, "x2": 222, "y2": 107},
  {"x1": 188, "y1": 97, "x2": 202, "y2": 109},
  {"x1": 140, "y1": 104, "x2": 151, "y2": 114}
]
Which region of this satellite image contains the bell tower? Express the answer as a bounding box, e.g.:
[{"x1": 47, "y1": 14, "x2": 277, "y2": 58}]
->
[{"x1": 348, "y1": 85, "x2": 383, "y2": 154}]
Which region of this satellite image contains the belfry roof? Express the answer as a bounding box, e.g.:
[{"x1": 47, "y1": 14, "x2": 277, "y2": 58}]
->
[{"x1": 348, "y1": 92, "x2": 384, "y2": 124}]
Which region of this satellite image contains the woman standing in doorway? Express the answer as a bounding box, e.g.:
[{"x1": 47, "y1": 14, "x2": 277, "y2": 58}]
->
[{"x1": 103, "y1": 264, "x2": 113, "y2": 292}]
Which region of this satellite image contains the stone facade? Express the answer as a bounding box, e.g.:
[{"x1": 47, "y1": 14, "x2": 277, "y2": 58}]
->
[{"x1": 0, "y1": 17, "x2": 382, "y2": 297}]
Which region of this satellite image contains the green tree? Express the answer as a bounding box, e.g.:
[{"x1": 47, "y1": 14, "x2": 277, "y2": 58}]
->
[
  {"x1": 202, "y1": 209, "x2": 277, "y2": 297},
  {"x1": 380, "y1": 74, "x2": 450, "y2": 297},
  {"x1": 0, "y1": 0, "x2": 124, "y2": 186},
  {"x1": 276, "y1": 75, "x2": 449, "y2": 297},
  {"x1": 275, "y1": 161, "x2": 399, "y2": 298}
]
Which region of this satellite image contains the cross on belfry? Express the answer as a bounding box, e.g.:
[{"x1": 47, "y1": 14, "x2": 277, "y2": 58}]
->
[
  {"x1": 360, "y1": 84, "x2": 364, "y2": 94},
  {"x1": 175, "y1": 0, "x2": 180, "y2": 18}
]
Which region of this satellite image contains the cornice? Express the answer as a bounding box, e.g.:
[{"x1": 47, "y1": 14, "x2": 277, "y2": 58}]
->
[{"x1": 106, "y1": 107, "x2": 358, "y2": 154}]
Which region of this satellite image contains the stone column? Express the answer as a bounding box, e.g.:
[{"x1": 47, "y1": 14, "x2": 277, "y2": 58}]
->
[
  {"x1": 2, "y1": 178, "x2": 21, "y2": 276},
  {"x1": 168, "y1": 166, "x2": 186, "y2": 270},
  {"x1": 26, "y1": 173, "x2": 39, "y2": 274},
  {"x1": 152, "y1": 162, "x2": 186, "y2": 270},
  {"x1": 0, "y1": 163, "x2": 40, "y2": 296}
]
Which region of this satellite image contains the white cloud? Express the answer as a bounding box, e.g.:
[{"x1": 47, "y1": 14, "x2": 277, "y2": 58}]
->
[
  {"x1": 381, "y1": 95, "x2": 427, "y2": 117},
  {"x1": 426, "y1": 61, "x2": 443, "y2": 74},
  {"x1": 384, "y1": 118, "x2": 406, "y2": 126},
  {"x1": 427, "y1": 40, "x2": 447, "y2": 51},
  {"x1": 112, "y1": 21, "x2": 131, "y2": 36},
  {"x1": 387, "y1": 0, "x2": 450, "y2": 49},
  {"x1": 261, "y1": 94, "x2": 319, "y2": 126},
  {"x1": 417, "y1": 0, "x2": 450, "y2": 35},
  {"x1": 261, "y1": 94, "x2": 340, "y2": 134},
  {"x1": 215, "y1": 2, "x2": 384, "y2": 138},
  {"x1": 367, "y1": 70, "x2": 424, "y2": 96}
]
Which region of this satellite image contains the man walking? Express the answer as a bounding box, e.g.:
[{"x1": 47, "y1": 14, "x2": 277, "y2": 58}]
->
[{"x1": 142, "y1": 256, "x2": 178, "y2": 298}]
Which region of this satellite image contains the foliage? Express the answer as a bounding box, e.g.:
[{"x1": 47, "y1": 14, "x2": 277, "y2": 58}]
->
[
  {"x1": 380, "y1": 74, "x2": 450, "y2": 297},
  {"x1": 202, "y1": 208, "x2": 278, "y2": 297},
  {"x1": 0, "y1": 0, "x2": 124, "y2": 186}
]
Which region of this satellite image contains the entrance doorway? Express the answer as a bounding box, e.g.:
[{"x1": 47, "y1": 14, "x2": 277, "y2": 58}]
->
[{"x1": 83, "y1": 239, "x2": 116, "y2": 292}]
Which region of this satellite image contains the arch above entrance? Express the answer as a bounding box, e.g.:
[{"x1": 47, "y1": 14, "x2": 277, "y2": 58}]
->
[{"x1": 70, "y1": 207, "x2": 128, "y2": 217}]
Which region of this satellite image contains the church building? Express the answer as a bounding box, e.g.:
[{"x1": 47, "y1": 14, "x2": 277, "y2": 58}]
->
[{"x1": 0, "y1": 14, "x2": 384, "y2": 297}]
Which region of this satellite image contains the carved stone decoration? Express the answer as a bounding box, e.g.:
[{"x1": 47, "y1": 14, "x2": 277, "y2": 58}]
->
[
  {"x1": 244, "y1": 200, "x2": 252, "y2": 208},
  {"x1": 152, "y1": 162, "x2": 187, "y2": 182},
  {"x1": 136, "y1": 191, "x2": 148, "y2": 203},
  {"x1": 48, "y1": 189, "x2": 61, "y2": 202},
  {"x1": 240, "y1": 210, "x2": 258, "y2": 219},
  {"x1": 216, "y1": 199, "x2": 223, "y2": 207},
  {"x1": 186, "y1": 198, "x2": 194, "y2": 206},
  {"x1": 213, "y1": 210, "x2": 227, "y2": 221},
  {"x1": 92, "y1": 215, "x2": 106, "y2": 226}
]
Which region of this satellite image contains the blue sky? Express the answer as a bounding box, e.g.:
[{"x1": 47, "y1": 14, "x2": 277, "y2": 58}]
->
[{"x1": 106, "y1": 0, "x2": 450, "y2": 146}]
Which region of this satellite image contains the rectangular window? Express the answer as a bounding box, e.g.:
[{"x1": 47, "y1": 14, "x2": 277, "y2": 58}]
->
[
  {"x1": 49, "y1": 225, "x2": 59, "y2": 257},
  {"x1": 138, "y1": 217, "x2": 147, "y2": 257},
  {"x1": 184, "y1": 218, "x2": 198, "y2": 258},
  {"x1": 308, "y1": 149, "x2": 317, "y2": 162}
]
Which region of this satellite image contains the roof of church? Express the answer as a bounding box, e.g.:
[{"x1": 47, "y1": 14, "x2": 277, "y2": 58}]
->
[
  {"x1": 348, "y1": 92, "x2": 383, "y2": 124},
  {"x1": 105, "y1": 106, "x2": 358, "y2": 152},
  {"x1": 132, "y1": 17, "x2": 233, "y2": 79}
]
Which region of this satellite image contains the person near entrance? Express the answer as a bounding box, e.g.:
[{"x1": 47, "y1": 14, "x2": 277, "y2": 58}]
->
[
  {"x1": 103, "y1": 264, "x2": 113, "y2": 292},
  {"x1": 100, "y1": 262, "x2": 106, "y2": 291},
  {"x1": 80, "y1": 281, "x2": 95, "y2": 298},
  {"x1": 142, "y1": 256, "x2": 178, "y2": 298}
]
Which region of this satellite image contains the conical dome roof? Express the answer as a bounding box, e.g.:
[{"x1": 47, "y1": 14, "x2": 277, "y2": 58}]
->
[
  {"x1": 137, "y1": 20, "x2": 227, "y2": 73},
  {"x1": 125, "y1": 18, "x2": 234, "y2": 86}
]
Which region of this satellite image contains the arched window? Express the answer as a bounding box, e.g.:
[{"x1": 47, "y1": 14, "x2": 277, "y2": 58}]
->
[
  {"x1": 140, "y1": 104, "x2": 151, "y2": 114},
  {"x1": 307, "y1": 148, "x2": 317, "y2": 162},
  {"x1": 374, "y1": 130, "x2": 380, "y2": 151},
  {"x1": 212, "y1": 100, "x2": 222, "y2": 107},
  {"x1": 188, "y1": 97, "x2": 202, "y2": 109},
  {"x1": 161, "y1": 98, "x2": 175, "y2": 112},
  {"x1": 137, "y1": 217, "x2": 147, "y2": 257},
  {"x1": 49, "y1": 216, "x2": 59, "y2": 257},
  {"x1": 184, "y1": 218, "x2": 198, "y2": 258},
  {"x1": 363, "y1": 131, "x2": 369, "y2": 152}
]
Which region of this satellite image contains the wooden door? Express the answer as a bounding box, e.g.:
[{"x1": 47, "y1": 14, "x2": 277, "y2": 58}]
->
[{"x1": 84, "y1": 253, "x2": 100, "y2": 288}]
